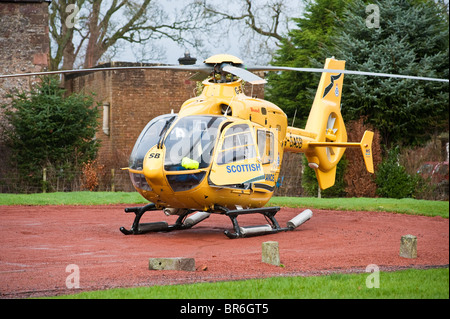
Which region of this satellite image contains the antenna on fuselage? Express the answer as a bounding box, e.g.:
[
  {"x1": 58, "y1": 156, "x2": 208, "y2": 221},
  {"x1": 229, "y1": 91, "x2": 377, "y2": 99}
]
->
[{"x1": 291, "y1": 109, "x2": 297, "y2": 127}]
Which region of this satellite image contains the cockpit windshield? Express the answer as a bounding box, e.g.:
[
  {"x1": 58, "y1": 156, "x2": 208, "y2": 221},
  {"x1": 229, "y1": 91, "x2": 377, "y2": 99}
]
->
[
  {"x1": 129, "y1": 114, "x2": 177, "y2": 170},
  {"x1": 164, "y1": 116, "x2": 226, "y2": 171}
]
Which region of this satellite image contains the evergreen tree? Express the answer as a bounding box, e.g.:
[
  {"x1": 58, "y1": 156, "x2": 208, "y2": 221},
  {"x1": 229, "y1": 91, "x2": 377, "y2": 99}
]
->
[
  {"x1": 265, "y1": 0, "x2": 351, "y2": 128},
  {"x1": 375, "y1": 146, "x2": 419, "y2": 198},
  {"x1": 331, "y1": 0, "x2": 449, "y2": 148},
  {"x1": 1, "y1": 77, "x2": 100, "y2": 191}
]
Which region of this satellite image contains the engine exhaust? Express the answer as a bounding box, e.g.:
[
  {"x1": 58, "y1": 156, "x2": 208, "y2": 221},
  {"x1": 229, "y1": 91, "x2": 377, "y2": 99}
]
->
[
  {"x1": 184, "y1": 211, "x2": 211, "y2": 227},
  {"x1": 287, "y1": 209, "x2": 313, "y2": 229}
]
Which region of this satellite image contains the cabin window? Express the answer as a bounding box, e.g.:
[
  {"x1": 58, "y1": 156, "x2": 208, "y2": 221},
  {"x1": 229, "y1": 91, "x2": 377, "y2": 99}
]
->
[
  {"x1": 166, "y1": 172, "x2": 206, "y2": 192},
  {"x1": 217, "y1": 124, "x2": 257, "y2": 165},
  {"x1": 129, "y1": 172, "x2": 151, "y2": 191},
  {"x1": 257, "y1": 129, "x2": 274, "y2": 164},
  {"x1": 129, "y1": 114, "x2": 177, "y2": 170}
]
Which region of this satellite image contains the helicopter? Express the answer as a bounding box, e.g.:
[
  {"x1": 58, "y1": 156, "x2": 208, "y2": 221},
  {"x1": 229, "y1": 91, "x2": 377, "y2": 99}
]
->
[{"x1": 1, "y1": 54, "x2": 448, "y2": 238}]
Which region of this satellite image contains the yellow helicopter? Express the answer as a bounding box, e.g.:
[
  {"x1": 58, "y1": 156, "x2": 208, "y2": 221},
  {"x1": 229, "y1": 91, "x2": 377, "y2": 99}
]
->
[
  {"x1": 119, "y1": 54, "x2": 376, "y2": 238},
  {"x1": 2, "y1": 54, "x2": 448, "y2": 238}
]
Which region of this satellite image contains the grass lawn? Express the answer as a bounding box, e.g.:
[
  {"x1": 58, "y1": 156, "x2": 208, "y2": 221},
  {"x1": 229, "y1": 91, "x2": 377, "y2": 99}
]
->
[
  {"x1": 0, "y1": 191, "x2": 148, "y2": 206},
  {"x1": 51, "y1": 268, "x2": 448, "y2": 299},
  {"x1": 0, "y1": 192, "x2": 448, "y2": 218},
  {"x1": 268, "y1": 196, "x2": 449, "y2": 218}
]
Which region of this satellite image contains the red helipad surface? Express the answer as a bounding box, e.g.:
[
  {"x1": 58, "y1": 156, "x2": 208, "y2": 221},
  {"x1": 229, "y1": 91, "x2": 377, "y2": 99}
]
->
[{"x1": 0, "y1": 204, "x2": 448, "y2": 298}]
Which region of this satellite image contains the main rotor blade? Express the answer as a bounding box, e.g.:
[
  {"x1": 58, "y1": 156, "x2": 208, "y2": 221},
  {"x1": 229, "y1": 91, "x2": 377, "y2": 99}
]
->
[
  {"x1": 247, "y1": 66, "x2": 449, "y2": 83},
  {"x1": 2, "y1": 63, "x2": 447, "y2": 83},
  {"x1": 221, "y1": 65, "x2": 267, "y2": 85},
  {"x1": 149, "y1": 64, "x2": 213, "y2": 73},
  {"x1": 0, "y1": 65, "x2": 213, "y2": 79}
]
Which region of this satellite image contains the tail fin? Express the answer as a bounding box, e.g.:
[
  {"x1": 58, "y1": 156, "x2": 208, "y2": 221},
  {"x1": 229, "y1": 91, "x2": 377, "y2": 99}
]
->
[
  {"x1": 304, "y1": 58, "x2": 347, "y2": 189},
  {"x1": 360, "y1": 130, "x2": 374, "y2": 173},
  {"x1": 308, "y1": 131, "x2": 374, "y2": 170},
  {"x1": 313, "y1": 132, "x2": 374, "y2": 187}
]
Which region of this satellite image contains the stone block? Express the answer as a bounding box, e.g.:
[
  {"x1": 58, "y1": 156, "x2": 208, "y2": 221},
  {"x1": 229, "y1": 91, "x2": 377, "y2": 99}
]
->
[
  {"x1": 262, "y1": 241, "x2": 280, "y2": 266},
  {"x1": 399, "y1": 235, "x2": 417, "y2": 258},
  {"x1": 149, "y1": 257, "x2": 195, "y2": 271}
]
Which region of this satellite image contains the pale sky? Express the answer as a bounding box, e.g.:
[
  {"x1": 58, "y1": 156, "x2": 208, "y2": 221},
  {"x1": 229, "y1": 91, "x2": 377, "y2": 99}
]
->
[{"x1": 114, "y1": 0, "x2": 305, "y2": 65}]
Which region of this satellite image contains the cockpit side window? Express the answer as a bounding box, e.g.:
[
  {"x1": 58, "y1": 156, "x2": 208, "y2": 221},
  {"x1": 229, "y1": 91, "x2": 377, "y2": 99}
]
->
[
  {"x1": 208, "y1": 122, "x2": 265, "y2": 187},
  {"x1": 129, "y1": 114, "x2": 177, "y2": 170},
  {"x1": 164, "y1": 116, "x2": 226, "y2": 171}
]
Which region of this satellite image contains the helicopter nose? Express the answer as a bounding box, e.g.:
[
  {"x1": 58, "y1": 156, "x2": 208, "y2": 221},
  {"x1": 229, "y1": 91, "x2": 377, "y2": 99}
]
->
[{"x1": 143, "y1": 147, "x2": 166, "y2": 188}]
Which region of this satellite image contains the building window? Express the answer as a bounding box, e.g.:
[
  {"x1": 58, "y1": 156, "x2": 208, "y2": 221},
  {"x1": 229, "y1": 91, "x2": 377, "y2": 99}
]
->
[{"x1": 102, "y1": 102, "x2": 110, "y2": 136}]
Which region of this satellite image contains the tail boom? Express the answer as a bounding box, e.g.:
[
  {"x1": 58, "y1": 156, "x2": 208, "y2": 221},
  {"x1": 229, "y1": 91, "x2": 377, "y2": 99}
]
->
[{"x1": 283, "y1": 128, "x2": 374, "y2": 189}]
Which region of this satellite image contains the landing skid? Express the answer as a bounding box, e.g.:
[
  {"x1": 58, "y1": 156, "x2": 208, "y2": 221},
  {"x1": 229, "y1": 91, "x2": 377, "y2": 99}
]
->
[
  {"x1": 120, "y1": 204, "x2": 312, "y2": 238},
  {"x1": 216, "y1": 206, "x2": 301, "y2": 239},
  {"x1": 119, "y1": 203, "x2": 195, "y2": 235}
]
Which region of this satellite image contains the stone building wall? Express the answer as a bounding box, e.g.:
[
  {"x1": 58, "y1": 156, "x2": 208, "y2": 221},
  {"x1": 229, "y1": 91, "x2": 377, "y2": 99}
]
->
[
  {"x1": 0, "y1": 0, "x2": 50, "y2": 191},
  {"x1": 0, "y1": 0, "x2": 50, "y2": 103}
]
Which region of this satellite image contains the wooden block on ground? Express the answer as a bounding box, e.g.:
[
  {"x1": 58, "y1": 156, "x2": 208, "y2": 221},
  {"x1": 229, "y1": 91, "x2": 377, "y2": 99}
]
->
[
  {"x1": 262, "y1": 241, "x2": 280, "y2": 266},
  {"x1": 399, "y1": 235, "x2": 417, "y2": 259},
  {"x1": 149, "y1": 257, "x2": 195, "y2": 271}
]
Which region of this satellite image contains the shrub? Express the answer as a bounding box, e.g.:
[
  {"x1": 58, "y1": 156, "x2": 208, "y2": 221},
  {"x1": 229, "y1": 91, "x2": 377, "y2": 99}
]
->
[
  {"x1": 375, "y1": 147, "x2": 418, "y2": 198},
  {"x1": 344, "y1": 118, "x2": 382, "y2": 197},
  {"x1": 81, "y1": 160, "x2": 105, "y2": 191}
]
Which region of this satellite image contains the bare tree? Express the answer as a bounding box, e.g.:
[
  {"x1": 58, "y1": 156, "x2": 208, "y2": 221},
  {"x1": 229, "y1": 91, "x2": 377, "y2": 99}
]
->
[
  {"x1": 49, "y1": 0, "x2": 201, "y2": 70},
  {"x1": 193, "y1": 0, "x2": 300, "y2": 63},
  {"x1": 49, "y1": 0, "x2": 83, "y2": 70},
  {"x1": 202, "y1": 0, "x2": 285, "y2": 42}
]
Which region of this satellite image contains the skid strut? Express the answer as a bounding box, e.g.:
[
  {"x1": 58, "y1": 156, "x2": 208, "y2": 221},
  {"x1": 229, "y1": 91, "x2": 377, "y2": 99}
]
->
[
  {"x1": 119, "y1": 204, "x2": 196, "y2": 235},
  {"x1": 119, "y1": 203, "x2": 312, "y2": 238},
  {"x1": 219, "y1": 206, "x2": 312, "y2": 239}
]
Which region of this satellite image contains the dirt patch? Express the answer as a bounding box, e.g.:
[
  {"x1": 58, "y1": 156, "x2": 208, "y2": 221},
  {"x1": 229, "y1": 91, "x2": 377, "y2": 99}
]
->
[{"x1": 0, "y1": 204, "x2": 448, "y2": 298}]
